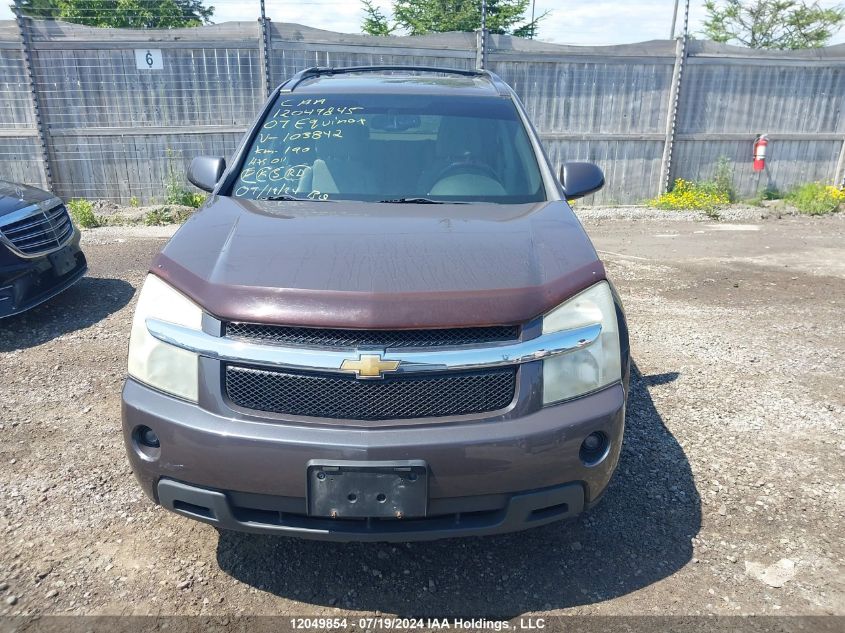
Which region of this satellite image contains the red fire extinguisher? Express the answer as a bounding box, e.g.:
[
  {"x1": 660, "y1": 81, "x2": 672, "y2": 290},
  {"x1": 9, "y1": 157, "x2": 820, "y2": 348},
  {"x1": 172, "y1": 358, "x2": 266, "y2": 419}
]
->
[{"x1": 753, "y1": 134, "x2": 768, "y2": 172}]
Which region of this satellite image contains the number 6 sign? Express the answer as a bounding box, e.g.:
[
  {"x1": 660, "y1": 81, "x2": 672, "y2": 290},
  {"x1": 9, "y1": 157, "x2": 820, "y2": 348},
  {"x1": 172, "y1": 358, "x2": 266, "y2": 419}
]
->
[{"x1": 134, "y1": 49, "x2": 163, "y2": 70}]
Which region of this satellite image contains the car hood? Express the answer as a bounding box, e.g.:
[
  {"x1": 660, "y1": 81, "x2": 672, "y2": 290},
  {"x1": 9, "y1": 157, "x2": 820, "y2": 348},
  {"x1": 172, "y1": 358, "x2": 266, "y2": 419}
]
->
[
  {"x1": 152, "y1": 196, "x2": 605, "y2": 329},
  {"x1": 0, "y1": 180, "x2": 57, "y2": 218}
]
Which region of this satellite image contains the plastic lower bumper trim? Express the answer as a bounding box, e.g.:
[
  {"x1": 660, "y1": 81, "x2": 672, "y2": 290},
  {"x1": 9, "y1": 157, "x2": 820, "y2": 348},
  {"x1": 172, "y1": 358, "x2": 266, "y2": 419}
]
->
[{"x1": 157, "y1": 478, "x2": 585, "y2": 542}]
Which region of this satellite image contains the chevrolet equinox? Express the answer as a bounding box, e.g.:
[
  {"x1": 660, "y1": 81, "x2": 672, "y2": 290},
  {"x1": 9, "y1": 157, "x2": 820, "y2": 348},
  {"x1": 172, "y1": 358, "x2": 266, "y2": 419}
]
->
[{"x1": 122, "y1": 66, "x2": 630, "y2": 541}]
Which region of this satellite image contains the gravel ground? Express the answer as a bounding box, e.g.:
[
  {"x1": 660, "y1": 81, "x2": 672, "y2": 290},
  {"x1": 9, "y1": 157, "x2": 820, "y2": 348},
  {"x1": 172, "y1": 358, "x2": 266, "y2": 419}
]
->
[{"x1": 0, "y1": 210, "x2": 843, "y2": 619}]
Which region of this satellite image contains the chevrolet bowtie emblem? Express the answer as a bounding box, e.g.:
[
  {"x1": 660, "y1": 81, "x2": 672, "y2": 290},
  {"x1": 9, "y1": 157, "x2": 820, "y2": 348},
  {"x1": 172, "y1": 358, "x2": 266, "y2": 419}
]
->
[{"x1": 340, "y1": 354, "x2": 400, "y2": 379}]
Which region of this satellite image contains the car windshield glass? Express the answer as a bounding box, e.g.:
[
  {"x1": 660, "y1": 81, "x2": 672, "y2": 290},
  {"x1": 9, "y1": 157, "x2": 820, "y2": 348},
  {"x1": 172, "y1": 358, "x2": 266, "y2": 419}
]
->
[{"x1": 230, "y1": 92, "x2": 546, "y2": 204}]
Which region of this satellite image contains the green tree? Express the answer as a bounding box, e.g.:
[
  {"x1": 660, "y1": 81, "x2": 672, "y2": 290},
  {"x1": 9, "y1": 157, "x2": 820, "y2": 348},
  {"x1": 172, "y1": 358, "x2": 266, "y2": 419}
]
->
[
  {"x1": 702, "y1": 0, "x2": 845, "y2": 49},
  {"x1": 361, "y1": 0, "x2": 546, "y2": 38},
  {"x1": 361, "y1": 0, "x2": 395, "y2": 36},
  {"x1": 13, "y1": 0, "x2": 214, "y2": 28}
]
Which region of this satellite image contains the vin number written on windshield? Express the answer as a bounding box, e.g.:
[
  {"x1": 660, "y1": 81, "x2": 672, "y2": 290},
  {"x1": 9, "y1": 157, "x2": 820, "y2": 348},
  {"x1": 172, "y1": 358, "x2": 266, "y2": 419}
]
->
[{"x1": 234, "y1": 97, "x2": 366, "y2": 200}]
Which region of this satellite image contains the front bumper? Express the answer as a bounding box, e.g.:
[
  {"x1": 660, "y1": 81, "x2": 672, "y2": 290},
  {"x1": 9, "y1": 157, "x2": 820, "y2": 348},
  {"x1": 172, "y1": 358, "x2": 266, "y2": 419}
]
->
[
  {"x1": 122, "y1": 377, "x2": 626, "y2": 541},
  {"x1": 0, "y1": 230, "x2": 87, "y2": 318}
]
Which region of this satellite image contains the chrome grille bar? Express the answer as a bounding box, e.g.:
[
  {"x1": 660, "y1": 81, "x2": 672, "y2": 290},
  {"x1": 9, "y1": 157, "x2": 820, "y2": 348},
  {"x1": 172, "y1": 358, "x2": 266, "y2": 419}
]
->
[
  {"x1": 147, "y1": 318, "x2": 601, "y2": 376},
  {"x1": 1, "y1": 205, "x2": 66, "y2": 234},
  {"x1": 0, "y1": 204, "x2": 74, "y2": 257},
  {"x1": 5, "y1": 216, "x2": 68, "y2": 241}
]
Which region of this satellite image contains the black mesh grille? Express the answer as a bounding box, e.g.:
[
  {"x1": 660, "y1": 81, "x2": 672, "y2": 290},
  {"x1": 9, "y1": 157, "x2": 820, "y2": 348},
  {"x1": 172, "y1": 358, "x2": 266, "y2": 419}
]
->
[
  {"x1": 224, "y1": 322, "x2": 520, "y2": 349},
  {"x1": 0, "y1": 205, "x2": 73, "y2": 256},
  {"x1": 225, "y1": 365, "x2": 517, "y2": 421}
]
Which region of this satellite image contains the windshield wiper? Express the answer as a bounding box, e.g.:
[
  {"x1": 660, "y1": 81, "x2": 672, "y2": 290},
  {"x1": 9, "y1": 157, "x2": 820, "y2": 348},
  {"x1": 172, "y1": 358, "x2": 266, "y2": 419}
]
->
[
  {"x1": 378, "y1": 197, "x2": 461, "y2": 204},
  {"x1": 262, "y1": 194, "x2": 310, "y2": 202}
]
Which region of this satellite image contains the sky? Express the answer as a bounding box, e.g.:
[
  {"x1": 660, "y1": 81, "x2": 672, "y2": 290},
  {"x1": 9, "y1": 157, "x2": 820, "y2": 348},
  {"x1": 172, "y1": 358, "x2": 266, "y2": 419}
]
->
[{"x1": 1, "y1": 1, "x2": 844, "y2": 46}]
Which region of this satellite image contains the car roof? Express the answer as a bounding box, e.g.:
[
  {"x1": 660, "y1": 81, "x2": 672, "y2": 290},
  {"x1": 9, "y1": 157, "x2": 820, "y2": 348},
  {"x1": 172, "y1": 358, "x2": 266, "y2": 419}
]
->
[{"x1": 279, "y1": 66, "x2": 512, "y2": 97}]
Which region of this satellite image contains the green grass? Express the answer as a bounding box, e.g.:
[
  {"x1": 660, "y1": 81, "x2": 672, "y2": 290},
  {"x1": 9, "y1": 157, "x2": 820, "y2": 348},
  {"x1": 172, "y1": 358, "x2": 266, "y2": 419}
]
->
[
  {"x1": 165, "y1": 188, "x2": 207, "y2": 208},
  {"x1": 649, "y1": 157, "x2": 735, "y2": 219},
  {"x1": 67, "y1": 198, "x2": 101, "y2": 228},
  {"x1": 786, "y1": 183, "x2": 844, "y2": 215},
  {"x1": 712, "y1": 156, "x2": 736, "y2": 203},
  {"x1": 650, "y1": 178, "x2": 729, "y2": 218},
  {"x1": 743, "y1": 186, "x2": 782, "y2": 207},
  {"x1": 67, "y1": 198, "x2": 195, "y2": 229},
  {"x1": 143, "y1": 206, "x2": 193, "y2": 226},
  {"x1": 164, "y1": 147, "x2": 207, "y2": 209}
]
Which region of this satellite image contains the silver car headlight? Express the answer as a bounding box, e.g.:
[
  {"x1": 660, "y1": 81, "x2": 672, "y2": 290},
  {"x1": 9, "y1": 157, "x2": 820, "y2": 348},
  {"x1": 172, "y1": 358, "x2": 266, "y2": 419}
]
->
[
  {"x1": 127, "y1": 274, "x2": 202, "y2": 402},
  {"x1": 542, "y1": 281, "x2": 621, "y2": 405}
]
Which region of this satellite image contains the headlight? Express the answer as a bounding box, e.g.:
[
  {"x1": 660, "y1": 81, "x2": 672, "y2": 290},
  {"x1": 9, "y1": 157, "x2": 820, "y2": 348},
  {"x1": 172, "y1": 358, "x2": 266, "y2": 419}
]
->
[
  {"x1": 542, "y1": 281, "x2": 621, "y2": 405},
  {"x1": 127, "y1": 274, "x2": 202, "y2": 402}
]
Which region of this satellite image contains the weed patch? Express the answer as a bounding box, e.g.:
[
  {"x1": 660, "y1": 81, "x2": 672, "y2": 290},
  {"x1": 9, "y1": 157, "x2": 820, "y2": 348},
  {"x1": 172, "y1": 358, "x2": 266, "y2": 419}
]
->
[
  {"x1": 650, "y1": 178, "x2": 730, "y2": 217},
  {"x1": 67, "y1": 198, "x2": 101, "y2": 228},
  {"x1": 143, "y1": 206, "x2": 193, "y2": 226},
  {"x1": 786, "y1": 183, "x2": 844, "y2": 215}
]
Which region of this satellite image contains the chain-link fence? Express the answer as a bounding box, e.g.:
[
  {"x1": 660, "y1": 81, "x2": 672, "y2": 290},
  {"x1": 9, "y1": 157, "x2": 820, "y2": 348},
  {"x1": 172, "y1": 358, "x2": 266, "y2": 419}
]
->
[{"x1": 1, "y1": 2, "x2": 844, "y2": 205}]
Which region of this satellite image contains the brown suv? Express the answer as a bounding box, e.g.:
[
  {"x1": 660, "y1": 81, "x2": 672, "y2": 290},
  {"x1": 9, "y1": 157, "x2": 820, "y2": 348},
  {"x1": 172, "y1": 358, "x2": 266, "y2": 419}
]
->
[{"x1": 122, "y1": 66, "x2": 630, "y2": 541}]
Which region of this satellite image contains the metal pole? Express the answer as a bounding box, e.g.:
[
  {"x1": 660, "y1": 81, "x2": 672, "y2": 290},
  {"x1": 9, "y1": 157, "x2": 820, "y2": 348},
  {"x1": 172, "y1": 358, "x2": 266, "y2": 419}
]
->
[
  {"x1": 12, "y1": 1, "x2": 53, "y2": 190},
  {"x1": 530, "y1": 0, "x2": 536, "y2": 39},
  {"x1": 258, "y1": 0, "x2": 272, "y2": 97},
  {"x1": 476, "y1": 0, "x2": 488, "y2": 70},
  {"x1": 659, "y1": 0, "x2": 690, "y2": 194},
  {"x1": 670, "y1": 0, "x2": 680, "y2": 39}
]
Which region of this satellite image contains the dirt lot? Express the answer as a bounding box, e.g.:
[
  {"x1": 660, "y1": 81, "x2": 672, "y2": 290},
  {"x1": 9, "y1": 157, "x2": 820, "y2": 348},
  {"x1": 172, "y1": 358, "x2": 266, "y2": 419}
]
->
[{"x1": 0, "y1": 211, "x2": 843, "y2": 619}]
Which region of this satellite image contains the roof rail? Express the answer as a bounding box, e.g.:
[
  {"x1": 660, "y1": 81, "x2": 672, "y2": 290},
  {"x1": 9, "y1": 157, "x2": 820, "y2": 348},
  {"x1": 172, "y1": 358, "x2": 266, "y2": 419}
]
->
[{"x1": 279, "y1": 65, "x2": 510, "y2": 96}]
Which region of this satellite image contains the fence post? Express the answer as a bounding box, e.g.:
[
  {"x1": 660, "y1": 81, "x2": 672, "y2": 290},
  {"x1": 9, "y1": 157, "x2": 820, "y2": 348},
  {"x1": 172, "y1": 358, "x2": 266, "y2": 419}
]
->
[
  {"x1": 835, "y1": 137, "x2": 845, "y2": 187},
  {"x1": 475, "y1": 29, "x2": 488, "y2": 70},
  {"x1": 258, "y1": 0, "x2": 272, "y2": 97},
  {"x1": 12, "y1": 7, "x2": 53, "y2": 190},
  {"x1": 659, "y1": 1, "x2": 690, "y2": 195},
  {"x1": 476, "y1": 0, "x2": 488, "y2": 70}
]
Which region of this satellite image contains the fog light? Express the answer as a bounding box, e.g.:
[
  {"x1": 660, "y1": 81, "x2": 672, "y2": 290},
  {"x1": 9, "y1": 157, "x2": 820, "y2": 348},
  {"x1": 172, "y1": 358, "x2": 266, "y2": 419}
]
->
[
  {"x1": 137, "y1": 426, "x2": 160, "y2": 448},
  {"x1": 579, "y1": 432, "x2": 609, "y2": 466}
]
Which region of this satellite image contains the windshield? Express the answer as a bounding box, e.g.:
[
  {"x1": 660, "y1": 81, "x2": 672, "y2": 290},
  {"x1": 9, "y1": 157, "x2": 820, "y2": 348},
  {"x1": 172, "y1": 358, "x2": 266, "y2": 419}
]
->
[{"x1": 230, "y1": 92, "x2": 546, "y2": 204}]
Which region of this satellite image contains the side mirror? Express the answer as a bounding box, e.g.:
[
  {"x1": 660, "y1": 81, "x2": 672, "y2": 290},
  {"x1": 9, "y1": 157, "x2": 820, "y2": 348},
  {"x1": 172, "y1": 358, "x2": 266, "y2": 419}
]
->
[
  {"x1": 187, "y1": 156, "x2": 226, "y2": 192},
  {"x1": 560, "y1": 162, "x2": 605, "y2": 200}
]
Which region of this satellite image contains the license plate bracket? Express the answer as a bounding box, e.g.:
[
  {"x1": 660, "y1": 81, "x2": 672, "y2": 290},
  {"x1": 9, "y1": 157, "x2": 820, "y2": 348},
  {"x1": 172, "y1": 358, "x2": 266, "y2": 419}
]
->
[
  {"x1": 307, "y1": 460, "x2": 428, "y2": 519},
  {"x1": 48, "y1": 245, "x2": 77, "y2": 277}
]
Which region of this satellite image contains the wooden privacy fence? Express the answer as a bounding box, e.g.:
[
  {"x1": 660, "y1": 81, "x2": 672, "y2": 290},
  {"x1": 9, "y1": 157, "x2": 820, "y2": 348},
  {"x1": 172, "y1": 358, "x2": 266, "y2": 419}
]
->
[{"x1": 1, "y1": 18, "x2": 844, "y2": 205}]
